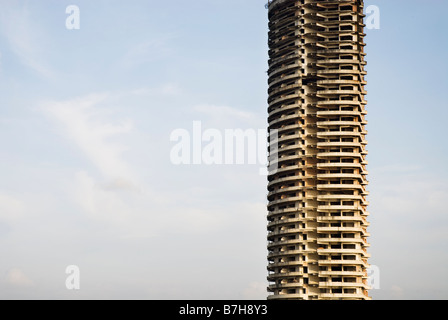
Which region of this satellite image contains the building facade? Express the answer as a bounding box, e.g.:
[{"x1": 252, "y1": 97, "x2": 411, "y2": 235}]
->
[{"x1": 266, "y1": 0, "x2": 371, "y2": 300}]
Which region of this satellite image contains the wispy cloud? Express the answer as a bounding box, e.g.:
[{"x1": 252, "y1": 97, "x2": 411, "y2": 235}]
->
[
  {"x1": 4, "y1": 268, "x2": 34, "y2": 287},
  {"x1": 369, "y1": 170, "x2": 448, "y2": 299},
  {"x1": 242, "y1": 281, "x2": 267, "y2": 300},
  {"x1": 0, "y1": 193, "x2": 25, "y2": 222},
  {"x1": 0, "y1": 4, "x2": 54, "y2": 78},
  {"x1": 371, "y1": 172, "x2": 448, "y2": 219},
  {"x1": 119, "y1": 34, "x2": 176, "y2": 70},
  {"x1": 72, "y1": 170, "x2": 141, "y2": 226},
  {"x1": 191, "y1": 104, "x2": 265, "y2": 130},
  {"x1": 41, "y1": 93, "x2": 134, "y2": 182},
  {"x1": 0, "y1": 50, "x2": 3, "y2": 76},
  {"x1": 130, "y1": 83, "x2": 181, "y2": 96},
  {"x1": 193, "y1": 104, "x2": 254, "y2": 120},
  {"x1": 390, "y1": 285, "x2": 405, "y2": 299}
]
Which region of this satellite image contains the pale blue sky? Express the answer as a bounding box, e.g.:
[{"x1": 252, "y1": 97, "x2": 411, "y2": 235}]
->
[{"x1": 0, "y1": 0, "x2": 447, "y2": 299}]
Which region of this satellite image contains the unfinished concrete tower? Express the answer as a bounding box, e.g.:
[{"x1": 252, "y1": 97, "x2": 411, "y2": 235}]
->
[{"x1": 266, "y1": 0, "x2": 370, "y2": 300}]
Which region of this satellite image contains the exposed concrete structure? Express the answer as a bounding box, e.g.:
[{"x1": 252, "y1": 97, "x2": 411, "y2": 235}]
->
[{"x1": 266, "y1": 0, "x2": 371, "y2": 300}]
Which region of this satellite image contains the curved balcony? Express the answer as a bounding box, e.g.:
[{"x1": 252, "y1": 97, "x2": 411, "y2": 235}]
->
[
  {"x1": 271, "y1": 165, "x2": 302, "y2": 176},
  {"x1": 268, "y1": 214, "x2": 301, "y2": 223},
  {"x1": 317, "y1": 69, "x2": 364, "y2": 76},
  {"x1": 317, "y1": 48, "x2": 362, "y2": 55},
  {"x1": 317, "y1": 183, "x2": 363, "y2": 191},
  {"x1": 270, "y1": 157, "x2": 301, "y2": 170},
  {"x1": 316, "y1": 143, "x2": 364, "y2": 150},
  {"x1": 317, "y1": 162, "x2": 363, "y2": 169},
  {"x1": 270, "y1": 118, "x2": 301, "y2": 133},
  {"x1": 268, "y1": 282, "x2": 304, "y2": 292},
  {"x1": 267, "y1": 195, "x2": 303, "y2": 208},
  {"x1": 269, "y1": 46, "x2": 297, "y2": 60},
  {"x1": 269, "y1": 41, "x2": 298, "y2": 56},
  {"x1": 269, "y1": 211, "x2": 316, "y2": 222},
  {"x1": 268, "y1": 23, "x2": 297, "y2": 37},
  {"x1": 316, "y1": 110, "x2": 364, "y2": 117},
  {"x1": 268, "y1": 293, "x2": 307, "y2": 300},
  {"x1": 319, "y1": 270, "x2": 365, "y2": 277},
  {"x1": 276, "y1": 144, "x2": 303, "y2": 154},
  {"x1": 316, "y1": 131, "x2": 363, "y2": 138},
  {"x1": 269, "y1": 53, "x2": 301, "y2": 69},
  {"x1": 268, "y1": 7, "x2": 299, "y2": 21},
  {"x1": 269, "y1": 93, "x2": 301, "y2": 108},
  {"x1": 316, "y1": 89, "x2": 362, "y2": 97},
  {"x1": 268, "y1": 217, "x2": 305, "y2": 229},
  {"x1": 316, "y1": 194, "x2": 366, "y2": 201},
  {"x1": 317, "y1": 238, "x2": 365, "y2": 245},
  {"x1": 268, "y1": 249, "x2": 305, "y2": 259},
  {"x1": 317, "y1": 203, "x2": 363, "y2": 211},
  {"x1": 268, "y1": 227, "x2": 302, "y2": 238},
  {"x1": 317, "y1": 226, "x2": 365, "y2": 233},
  {"x1": 269, "y1": 32, "x2": 300, "y2": 48},
  {"x1": 269, "y1": 84, "x2": 301, "y2": 100},
  {"x1": 268, "y1": 72, "x2": 301, "y2": 87},
  {"x1": 268, "y1": 185, "x2": 303, "y2": 199},
  {"x1": 276, "y1": 133, "x2": 302, "y2": 144},
  {"x1": 318, "y1": 259, "x2": 365, "y2": 266},
  {"x1": 268, "y1": 175, "x2": 301, "y2": 187},
  {"x1": 269, "y1": 14, "x2": 300, "y2": 30},
  {"x1": 316, "y1": 79, "x2": 360, "y2": 86},
  {"x1": 317, "y1": 202, "x2": 367, "y2": 210},
  {"x1": 270, "y1": 44, "x2": 301, "y2": 61},
  {"x1": 317, "y1": 205, "x2": 368, "y2": 214},
  {"x1": 267, "y1": 272, "x2": 303, "y2": 280},
  {"x1": 269, "y1": 113, "x2": 302, "y2": 127},
  {"x1": 313, "y1": 39, "x2": 359, "y2": 48},
  {"x1": 317, "y1": 215, "x2": 364, "y2": 223},
  {"x1": 269, "y1": 62, "x2": 301, "y2": 78},
  {"x1": 316, "y1": 120, "x2": 363, "y2": 128},
  {"x1": 319, "y1": 293, "x2": 370, "y2": 300},
  {"x1": 268, "y1": 103, "x2": 300, "y2": 118},
  {"x1": 317, "y1": 208, "x2": 368, "y2": 218},
  {"x1": 271, "y1": 122, "x2": 302, "y2": 134},
  {"x1": 318, "y1": 281, "x2": 366, "y2": 288},
  {"x1": 267, "y1": 238, "x2": 303, "y2": 249},
  {"x1": 316, "y1": 152, "x2": 364, "y2": 160},
  {"x1": 316, "y1": 59, "x2": 361, "y2": 66},
  {"x1": 267, "y1": 203, "x2": 300, "y2": 212},
  {"x1": 316, "y1": 100, "x2": 366, "y2": 107},
  {"x1": 267, "y1": 260, "x2": 303, "y2": 268},
  {"x1": 271, "y1": 148, "x2": 302, "y2": 160}
]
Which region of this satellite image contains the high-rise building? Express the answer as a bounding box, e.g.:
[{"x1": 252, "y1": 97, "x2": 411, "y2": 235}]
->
[{"x1": 266, "y1": 0, "x2": 371, "y2": 300}]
